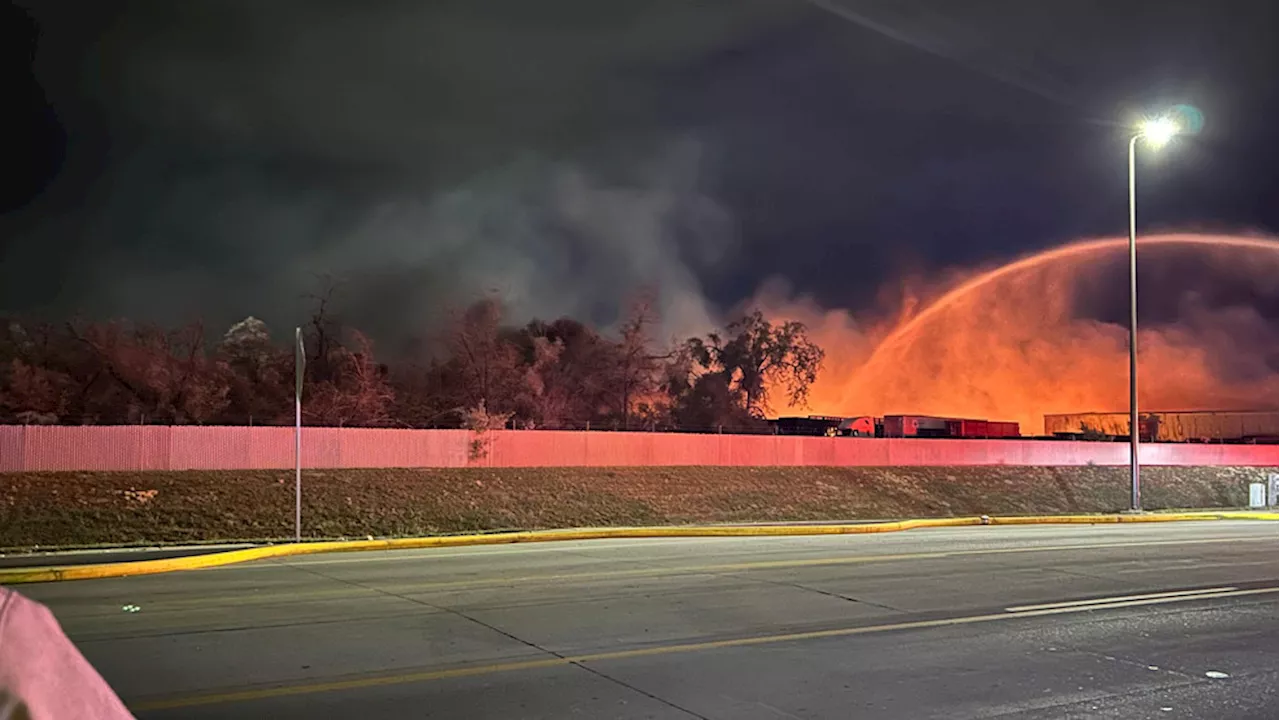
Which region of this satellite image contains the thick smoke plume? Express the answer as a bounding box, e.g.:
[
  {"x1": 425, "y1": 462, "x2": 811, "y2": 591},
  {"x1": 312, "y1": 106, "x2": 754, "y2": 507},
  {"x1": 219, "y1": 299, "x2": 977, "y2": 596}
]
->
[
  {"x1": 16, "y1": 140, "x2": 730, "y2": 351},
  {"x1": 5, "y1": 1, "x2": 759, "y2": 349},
  {"x1": 760, "y1": 233, "x2": 1279, "y2": 434},
  {"x1": 291, "y1": 141, "x2": 729, "y2": 347}
]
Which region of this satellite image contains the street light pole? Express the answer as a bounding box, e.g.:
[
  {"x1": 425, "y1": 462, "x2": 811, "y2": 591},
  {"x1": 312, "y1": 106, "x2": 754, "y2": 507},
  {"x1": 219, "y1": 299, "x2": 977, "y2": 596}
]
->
[
  {"x1": 1127, "y1": 134, "x2": 1141, "y2": 512},
  {"x1": 1124, "y1": 114, "x2": 1180, "y2": 512}
]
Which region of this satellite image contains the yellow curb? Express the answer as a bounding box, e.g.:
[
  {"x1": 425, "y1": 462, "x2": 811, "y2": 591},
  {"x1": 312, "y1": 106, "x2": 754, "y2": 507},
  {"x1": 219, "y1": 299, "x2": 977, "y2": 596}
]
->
[
  {"x1": 1, "y1": 512, "x2": 1274, "y2": 585},
  {"x1": 988, "y1": 511, "x2": 1280, "y2": 524}
]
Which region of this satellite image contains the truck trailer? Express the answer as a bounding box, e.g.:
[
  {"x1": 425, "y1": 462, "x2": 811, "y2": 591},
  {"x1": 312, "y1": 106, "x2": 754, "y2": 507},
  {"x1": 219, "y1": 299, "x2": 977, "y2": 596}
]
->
[
  {"x1": 1044, "y1": 410, "x2": 1278, "y2": 443},
  {"x1": 769, "y1": 414, "x2": 1021, "y2": 439},
  {"x1": 883, "y1": 415, "x2": 1020, "y2": 438}
]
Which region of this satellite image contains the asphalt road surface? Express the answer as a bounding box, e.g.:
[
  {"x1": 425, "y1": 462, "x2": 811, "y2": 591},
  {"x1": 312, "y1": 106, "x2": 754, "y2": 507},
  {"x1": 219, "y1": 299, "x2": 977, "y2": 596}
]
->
[{"x1": 17, "y1": 522, "x2": 1279, "y2": 719}]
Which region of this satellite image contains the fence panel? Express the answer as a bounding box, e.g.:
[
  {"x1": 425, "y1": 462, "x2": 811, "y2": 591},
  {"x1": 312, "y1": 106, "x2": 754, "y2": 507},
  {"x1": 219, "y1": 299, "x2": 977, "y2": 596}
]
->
[
  {"x1": 719, "y1": 435, "x2": 781, "y2": 466},
  {"x1": 1142, "y1": 442, "x2": 1278, "y2": 467},
  {"x1": 484, "y1": 430, "x2": 590, "y2": 467},
  {"x1": 885, "y1": 440, "x2": 992, "y2": 466},
  {"x1": 829, "y1": 438, "x2": 891, "y2": 466},
  {"x1": 339, "y1": 428, "x2": 469, "y2": 468},
  {"x1": 583, "y1": 432, "x2": 654, "y2": 466},
  {"x1": 16, "y1": 426, "x2": 172, "y2": 472},
  {"x1": 1017, "y1": 440, "x2": 1128, "y2": 466},
  {"x1": 246, "y1": 427, "x2": 296, "y2": 469},
  {"x1": 300, "y1": 427, "x2": 342, "y2": 469},
  {"x1": 645, "y1": 433, "x2": 722, "y2": 466},
  {"x1": 1, "y1": 426, "x2": 1275, "y2": 471},
  {"x1": 0, "y1": 426, "x2": 22, "y2": 472},
  {"x1": 170, "y1": 426, "x2": 252, "y2": 470}
]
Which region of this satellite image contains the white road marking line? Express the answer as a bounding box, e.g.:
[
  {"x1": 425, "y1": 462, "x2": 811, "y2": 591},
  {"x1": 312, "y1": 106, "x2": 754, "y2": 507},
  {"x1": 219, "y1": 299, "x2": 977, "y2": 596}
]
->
[{"x1": 1006, "y1": 586, "x2": 1239, "y2": 612}]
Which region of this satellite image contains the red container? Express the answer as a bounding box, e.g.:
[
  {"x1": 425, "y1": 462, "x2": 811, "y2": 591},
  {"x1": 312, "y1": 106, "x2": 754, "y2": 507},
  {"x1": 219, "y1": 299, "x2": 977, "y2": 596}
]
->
[
  {"x1": 946, "y1": 419, "x2": 989, "y2": 438},
  {"x1": 884, "y1": 415, "x2": 950, "y2": 437},
  {"x1": 988, "y1": 421, "x2": 1021, "y2": 438}
]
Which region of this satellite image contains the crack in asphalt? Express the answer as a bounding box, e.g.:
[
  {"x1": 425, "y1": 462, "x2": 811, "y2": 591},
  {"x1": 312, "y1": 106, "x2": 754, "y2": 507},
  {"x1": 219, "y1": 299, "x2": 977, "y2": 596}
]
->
[{"x1": 278, "y1": 560, "x2": 711, "y2": 719}]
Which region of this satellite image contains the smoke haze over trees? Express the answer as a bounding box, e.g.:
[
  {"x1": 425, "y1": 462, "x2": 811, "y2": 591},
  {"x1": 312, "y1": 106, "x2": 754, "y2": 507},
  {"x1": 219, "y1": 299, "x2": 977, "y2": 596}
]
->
[{"x1": 0, "y1": 301, "x2": 826, "y2": 432}]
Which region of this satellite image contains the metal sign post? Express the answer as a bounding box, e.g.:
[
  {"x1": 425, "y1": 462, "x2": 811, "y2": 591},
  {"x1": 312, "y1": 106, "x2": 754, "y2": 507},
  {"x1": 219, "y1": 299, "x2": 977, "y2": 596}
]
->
[{"x1": 295, "y1": 327, "x2": 305, "y2": 541}]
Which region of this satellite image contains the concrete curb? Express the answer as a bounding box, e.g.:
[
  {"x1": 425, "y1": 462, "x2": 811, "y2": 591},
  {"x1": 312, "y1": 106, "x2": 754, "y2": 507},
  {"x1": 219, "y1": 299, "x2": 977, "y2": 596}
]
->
[{"x1": 1, "y1": 511, "x2": 1274, "y2": 585}]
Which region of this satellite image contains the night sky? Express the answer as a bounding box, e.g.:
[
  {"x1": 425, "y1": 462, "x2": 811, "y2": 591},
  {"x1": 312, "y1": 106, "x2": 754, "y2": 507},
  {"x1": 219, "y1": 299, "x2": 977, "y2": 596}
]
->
[{"x1": 2, "y1": 0, "x2": 1276, "y2": 348}]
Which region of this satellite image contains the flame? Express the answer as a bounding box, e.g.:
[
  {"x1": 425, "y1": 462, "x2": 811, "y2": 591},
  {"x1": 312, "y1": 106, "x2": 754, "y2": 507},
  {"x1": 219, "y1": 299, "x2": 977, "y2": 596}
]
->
[{"x1": 761, "y1": 233, "x2": 1279, "y2": 433}]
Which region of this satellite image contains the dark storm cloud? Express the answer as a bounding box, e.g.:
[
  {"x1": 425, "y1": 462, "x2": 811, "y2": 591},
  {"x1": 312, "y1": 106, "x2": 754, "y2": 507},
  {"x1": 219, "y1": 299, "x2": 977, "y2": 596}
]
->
[
  {"x1": 73, "y1": 0, "x2": 783, "y2": 172},
  {"x1": 1, "y1": 0, "x2": 1275, "y2": 351},
  {"x1": 1, "y1": 0, "x2": 787, "y2": 343}
]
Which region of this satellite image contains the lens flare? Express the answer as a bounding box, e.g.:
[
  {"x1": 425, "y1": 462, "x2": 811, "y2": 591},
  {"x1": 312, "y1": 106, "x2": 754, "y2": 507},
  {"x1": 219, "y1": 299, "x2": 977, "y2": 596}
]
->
[
  {"x1": 763, "y1": 234, "x2": 1279, "y2": 433},
  {"x1": 1140, "y1": 117, "x2": 1179, "y2": 147}
]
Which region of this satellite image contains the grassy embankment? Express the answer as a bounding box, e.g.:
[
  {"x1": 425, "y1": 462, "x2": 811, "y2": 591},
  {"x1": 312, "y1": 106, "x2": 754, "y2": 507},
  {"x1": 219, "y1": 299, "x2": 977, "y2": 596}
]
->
[{"x1": 0, "y1": 465, "x2": 1268, "y2": 550}]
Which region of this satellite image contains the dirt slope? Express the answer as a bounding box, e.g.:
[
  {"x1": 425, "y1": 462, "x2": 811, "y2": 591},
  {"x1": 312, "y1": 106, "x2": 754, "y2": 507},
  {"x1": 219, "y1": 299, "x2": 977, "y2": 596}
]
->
[{"x1": 0, "y1": 465, "x2": 1268, "y2": 549}]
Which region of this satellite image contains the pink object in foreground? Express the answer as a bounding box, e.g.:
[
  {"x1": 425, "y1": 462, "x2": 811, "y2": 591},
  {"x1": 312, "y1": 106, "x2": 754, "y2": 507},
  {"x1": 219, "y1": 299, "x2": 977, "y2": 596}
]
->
[{"x1": 0, "y1": 588, "x2": 134, "y2": 719}]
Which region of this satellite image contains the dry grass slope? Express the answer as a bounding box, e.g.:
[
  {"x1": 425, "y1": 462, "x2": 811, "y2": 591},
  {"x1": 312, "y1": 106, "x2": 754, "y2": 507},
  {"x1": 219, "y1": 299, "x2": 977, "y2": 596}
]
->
[{"x1": 0, "y1": 465, "x2": 1268, "y2": 550}]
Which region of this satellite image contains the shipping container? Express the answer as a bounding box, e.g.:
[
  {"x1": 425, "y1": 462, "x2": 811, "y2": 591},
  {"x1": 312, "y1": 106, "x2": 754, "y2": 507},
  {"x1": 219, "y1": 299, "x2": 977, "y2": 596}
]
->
[
  {"x1": 1044, "y1": 411, "x2": 1278, "y2": 443},
  {"x1": 946, "y1": 419, "x2": 988, "y2": 437},
  {"x1": 883, "y1": 415, "x2": 951, "y2": 438},
  {"x1": 940, "y1": 418, "x2": 1020, "y2": 438},
  {"x1": 987, "y1": 421, "x2": 1021, "y2": 438}
]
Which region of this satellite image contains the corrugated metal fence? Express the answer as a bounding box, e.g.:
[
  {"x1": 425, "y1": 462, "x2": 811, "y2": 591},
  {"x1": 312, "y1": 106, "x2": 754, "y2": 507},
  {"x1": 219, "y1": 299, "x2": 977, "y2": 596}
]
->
[{"x1": 1, "y1": 425, "x2": 1275, "y2": 472}]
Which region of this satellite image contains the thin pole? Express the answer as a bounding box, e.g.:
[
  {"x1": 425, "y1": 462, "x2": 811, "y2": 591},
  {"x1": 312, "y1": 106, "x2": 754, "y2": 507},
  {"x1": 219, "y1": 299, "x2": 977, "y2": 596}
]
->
[
  {"x1": 295, "y1": 394, "x2": 302, "y2": 540},
  {"x1": 295, "y1": 326, "x2": 304, "y2": 541},
  {"x1": 1127, "y1": 135, "x2": 1141, "y2": 512}
]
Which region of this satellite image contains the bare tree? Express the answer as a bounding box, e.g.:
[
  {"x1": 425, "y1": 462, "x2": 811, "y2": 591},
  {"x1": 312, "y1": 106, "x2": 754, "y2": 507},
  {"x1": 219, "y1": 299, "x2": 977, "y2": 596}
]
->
[
  {"x1": 67, "y1": 320, "x2": 231, "y2": 424},
  {"x1": 612, "y1": 291, "x2": 664, "y2": 429},
  {"x1": 303, "y1": 275, "x2": 343, "y2": 385},
  {"x1": 0, "y1": 359, "x2": 71, "y2": 423},
  {"x1": 516, "y1": 335, "x2": 569, "y2": 428},
  {"x1": 448, "y1": 297, "x2": 522, "y2": 415},
  {"x1": 304, "y1": 331, "x2": 395, "y2": 427}
]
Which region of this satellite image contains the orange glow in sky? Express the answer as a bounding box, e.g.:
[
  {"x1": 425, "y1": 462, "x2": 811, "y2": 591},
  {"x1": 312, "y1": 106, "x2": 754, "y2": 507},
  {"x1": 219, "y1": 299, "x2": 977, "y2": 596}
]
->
[{"x1": 761, "y1": 234, "x2": 1279, "y2": 433}]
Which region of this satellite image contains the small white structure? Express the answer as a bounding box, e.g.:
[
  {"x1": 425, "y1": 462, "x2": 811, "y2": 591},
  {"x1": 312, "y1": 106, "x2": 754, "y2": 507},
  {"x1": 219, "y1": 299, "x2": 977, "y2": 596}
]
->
[{"x1": 1249, "y1": 483, "x2": 1266, "y2": 508}]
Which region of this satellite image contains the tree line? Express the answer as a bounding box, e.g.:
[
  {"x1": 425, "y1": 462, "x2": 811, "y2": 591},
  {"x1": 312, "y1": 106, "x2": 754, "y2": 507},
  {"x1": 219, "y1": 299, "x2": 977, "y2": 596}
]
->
[{"x1": 0, "y1": 293, "x2": 825, "y2": 432}]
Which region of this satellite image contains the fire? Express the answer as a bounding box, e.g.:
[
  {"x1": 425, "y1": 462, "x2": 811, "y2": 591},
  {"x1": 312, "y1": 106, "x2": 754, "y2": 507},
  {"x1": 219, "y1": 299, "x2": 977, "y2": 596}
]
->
[{"x1": 761, "y1": 233, "x2": 1279, "y2": 434}]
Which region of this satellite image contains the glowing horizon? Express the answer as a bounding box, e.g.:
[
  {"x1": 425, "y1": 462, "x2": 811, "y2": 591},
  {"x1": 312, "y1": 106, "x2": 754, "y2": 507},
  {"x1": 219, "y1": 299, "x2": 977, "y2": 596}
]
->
[
  {"x1": 865, "y1": 234, "x2": 1279, "y2": 366},
  {"x1": 769, "y1": 233, "x2": 1279, "y2": 433}
]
